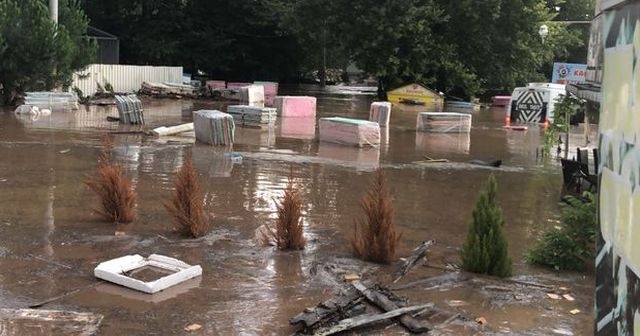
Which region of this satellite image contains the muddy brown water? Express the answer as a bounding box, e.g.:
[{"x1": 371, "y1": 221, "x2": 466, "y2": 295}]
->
[{"x1": 0, "y1": 95, "x2": 594, "y2": 335}]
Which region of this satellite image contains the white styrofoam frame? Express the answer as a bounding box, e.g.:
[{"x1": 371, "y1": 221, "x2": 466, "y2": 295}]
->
[{"x1": 94, "y1": 254, "x2": 202, "y2": 294}]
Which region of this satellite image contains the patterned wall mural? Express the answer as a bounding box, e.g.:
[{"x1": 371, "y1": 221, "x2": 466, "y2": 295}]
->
[{"x1": 596, "y1": 2, "x2": 640, "y2": 335}]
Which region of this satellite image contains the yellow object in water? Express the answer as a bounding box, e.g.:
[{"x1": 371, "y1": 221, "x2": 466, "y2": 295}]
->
[{"x1": 387, "y1": 84, "x2": 444, "y2": 111}]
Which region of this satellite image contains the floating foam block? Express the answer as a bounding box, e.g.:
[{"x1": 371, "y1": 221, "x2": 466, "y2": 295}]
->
[
  {"x1": 416, "y1": 112, "x2": 471, "y2": 133},
  {"x1": 227, "y1": 105, "x2": 276, "y2": 127},
  {"x1": 274, "y1": 96, "x2": 317, "y2": 117},
  {"x1": 369, "y1": 102, "x2": 392, "y2": 127},
  {"x1": 319, "y1": 117, "x2": 380, "y2": 147},
  {"x1": 279, "y1": 117, "x2": 316, "y2": 139},
  {"x1": 254, "y1": 81, "x2": 279, "y2": 106},
  {"x1": 492, "y1": 95, "x2": 511, "y2": 107},
  {"x1": 193, "y1": 110, "x2": 235, "y2": 146},
  {"x1": 239, "y1": 85, "x2": 265, "y2": 106}
]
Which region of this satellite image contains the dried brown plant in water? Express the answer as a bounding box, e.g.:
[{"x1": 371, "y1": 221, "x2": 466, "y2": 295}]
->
[
  {"x1": 84, "y1": 136, "x2": 136, "y2": 223},
  {"x1": 271, "y1": 170, "x2": 305, "y2": 250},
  {"x1": 351, "y1": 168, "x2": 401, "y2": 264},
  {"x1": 164, "y1": 156, "x2": 209, "y2": 238}
]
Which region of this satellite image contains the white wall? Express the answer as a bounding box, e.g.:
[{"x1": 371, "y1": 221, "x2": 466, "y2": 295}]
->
[{"x1": 71, "y1": 64, "x2": 183, "y2": 96}]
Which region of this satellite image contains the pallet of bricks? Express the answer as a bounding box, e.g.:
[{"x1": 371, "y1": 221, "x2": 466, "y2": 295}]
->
[{"x1": 227, "y1": 105, "x2": 277, "y2": 128}]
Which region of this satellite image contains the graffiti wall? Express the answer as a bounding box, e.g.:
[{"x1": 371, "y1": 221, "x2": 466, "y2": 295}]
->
[{"x1": 596, "y1": 2, "x2": 640, "y2": 335}]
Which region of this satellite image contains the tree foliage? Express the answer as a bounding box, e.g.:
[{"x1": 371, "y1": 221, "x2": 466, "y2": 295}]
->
[
  {"x1": 77, "y1": 0, "x2": 593, "y2": 96},
  {"x1": 0, "y1": 0, "x2": 95, "y2": 104},
  {"x1": 461, "y1": 175, "x2": 512, "y2": 278},
  {"x1": 528, "y1": 193, "x2": 596, "y2": 271}
]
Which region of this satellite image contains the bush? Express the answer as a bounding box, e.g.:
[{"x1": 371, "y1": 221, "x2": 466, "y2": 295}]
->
[
  {"x1": 527, "y1": 193, "x2": 596, "y2": 271},
  {"x1": 84, "y1": 136, "x2": 136, "y2": 223},
  {"x1": 461, "y1": 175, "x2": 512, "y2": 277},
  {"x1": 164, "y1": 156, "x2": 209, "y2": 238},
  {"x1": 351, "y1": 169, "x2": 401, "y2": 264},
  {"x1": 271, "y1": 170, "x2": 305, "y2": 250}
]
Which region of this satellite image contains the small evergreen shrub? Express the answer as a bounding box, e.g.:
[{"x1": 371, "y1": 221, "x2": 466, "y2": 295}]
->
[{"x1": 461, "y1": 175, "x2": 512, "y2": 277}]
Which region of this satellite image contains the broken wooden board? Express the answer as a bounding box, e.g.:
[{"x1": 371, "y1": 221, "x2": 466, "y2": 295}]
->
[
  {"x1": 313, "y1": 303, "x2": 433, "y2": 336},
  {"x1": 392, "y1": 272, "x2": 472, "y2": 291},
  {"x1": 290, "y1": 286, "x2": 365, "y2": 331},
  {"x1": 394, "y1": 240, "x2": 435, "y2": 283},
  {"x1": 0, "y1": 309, "x2": 103, "y2": 336},
  {"x1": 352, "y1": 280, "x2": 433, "y2": 333},
  {"x1": 94, "y1": 254, "x2": 202, "y2": 294}
]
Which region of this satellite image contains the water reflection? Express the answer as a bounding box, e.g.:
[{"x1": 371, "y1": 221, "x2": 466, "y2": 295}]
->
[{"x1": 415, "y1": 132, "x2": 471, "y2": 155}]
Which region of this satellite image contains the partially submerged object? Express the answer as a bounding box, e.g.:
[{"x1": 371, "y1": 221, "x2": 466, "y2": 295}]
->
[
  {"x1": 416, "y1": 112, "x2": 472, "y2": 133},
  {"x1": 508, "y1": 82, "x2": 566, "y2": 123},
  {"x1": 152, "y1": 123, "x2": 194, "y2": 136},
  {"x1": 0, "y1": 309, "x2": 103, "y2": 336},
  {"x1": 94, "y1": 254, "x2": 202, "y2": 294},
  {"x1": 23, "y1": 91, "x2": 79, "y2": 110},
  {"x1": 274, "y1": 96, "x2": 317, "y2": 117},
  {"x1": 492, "y1": 95, "x2": 511, "y2": 107},
  {"x1": 193, "y1": 110, "x2": 235, "y2": 145},
  {"x1": 227, "y1": 105, "x2": 277, "y2": 127},
  {"x1": 445, "y1": 100, "x2": 480, "y2": 113},
  {"x1": 115, "y1": 95, "x2": 144, "y2": 124},
  {"x1": 239, "y1": 85, "x2": 265, "y2": 106},
  {"x1": 319, "y1": 117, "x2": 381, "y2": 147},
  {"x1": 387, "y1": 84, "x2": 444, "y2": 111},
  {"x1": 369, "y1": 101, "x2": 392, "y2": 127}
]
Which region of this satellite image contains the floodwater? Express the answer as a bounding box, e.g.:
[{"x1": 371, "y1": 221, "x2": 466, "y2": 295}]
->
[{"x1": 0, "y1": 92, "x2": 594, "y2": 335}]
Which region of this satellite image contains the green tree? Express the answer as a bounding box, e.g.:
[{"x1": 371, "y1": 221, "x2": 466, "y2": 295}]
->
[
  {"x1": 461, "y1": 175, "x2": 512, "y2": 278},
  {"x1": 334, "y1": 0, "x2": 448, "y2": 93},
  {"x1": 0, "y1": 0, "x2": 95, "y2": 105}
]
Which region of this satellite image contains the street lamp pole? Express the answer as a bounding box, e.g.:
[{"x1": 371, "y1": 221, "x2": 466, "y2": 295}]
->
[{"x1": 49, "y1": 0, "x2": 58, "y2": 24}]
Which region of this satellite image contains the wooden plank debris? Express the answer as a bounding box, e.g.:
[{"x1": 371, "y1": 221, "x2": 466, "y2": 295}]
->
[
  {"x1": 394, "y1": 240, "x2": 434, "y2": 283},
  {"x1": 352, "y1": 280, "x2": 433, "y2": 333},
  {"x1": 313, "y1": 304, "x2": 433, "y2": 336}
]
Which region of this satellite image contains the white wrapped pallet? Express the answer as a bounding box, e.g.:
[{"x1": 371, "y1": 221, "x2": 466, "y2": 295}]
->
[
  {"x1": 239, "y1": 85, "x2": 265, "y2": 106},
  {"x1": 319, "y1": 117, "x2": 380, "y2": 147},
  {"x1": 369, "y1": 102, "x2": 392, "y2": 127},
  {"x1": 193, "y1": 110, "x2": 235, "y2": 146},
  {"x1": 416, "y1": 112, "x2": 471, "y2": 133},
  {"x1": 227, "y1": 105, "x2": 276, "y2": 127}
]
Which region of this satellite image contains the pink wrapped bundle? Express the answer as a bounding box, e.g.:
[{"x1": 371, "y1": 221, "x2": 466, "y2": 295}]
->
[
  {"x1": 226, "y1": 82, "x2": 252, "y2": 90},
  {"x1": 274, "y1": 96, "x2": 317, "y2": 117},
  {"x1": 369, "y1": 102, "x2": 392, "y2": 127},
  {"x1": 206, "y1": 80, "x2": 226, "y2": 91},
  {"x1": 254, "y1": 82, "x2": 279, "y2": 106},
  {"x1": 319, "y1": 117, "x2": 380, "y2": 147},
  {"x1": 492, "y1": 95, "x2": 511, "y2": 107}
]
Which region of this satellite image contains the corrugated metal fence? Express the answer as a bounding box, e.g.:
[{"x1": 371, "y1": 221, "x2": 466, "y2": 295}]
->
[{"x1": 71, "y1": 64, "x2": 183, "y2": 96}]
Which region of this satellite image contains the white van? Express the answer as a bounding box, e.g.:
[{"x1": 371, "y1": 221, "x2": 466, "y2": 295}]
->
[{"x1": 507, "y1": 83, "x2": 566, "y2": 124}]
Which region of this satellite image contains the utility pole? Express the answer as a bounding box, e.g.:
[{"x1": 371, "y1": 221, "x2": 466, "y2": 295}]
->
[{"x1": 49, "y1": 0, "x2": 58, "y2": 24}]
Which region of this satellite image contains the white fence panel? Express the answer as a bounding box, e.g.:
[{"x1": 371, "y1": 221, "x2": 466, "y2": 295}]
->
[{"x1": 71, "y1": 64, "x2": 183, "y2": 96}]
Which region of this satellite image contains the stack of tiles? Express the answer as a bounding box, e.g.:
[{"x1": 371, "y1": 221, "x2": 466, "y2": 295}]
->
[
  {"x1": 416, "y1": 112, "x2": 472, "y2": 133},
  {"x1": 239, "y1": 85, "x2": 265, "y2": 106},
  {"x1": 274, "y1": 96, "x2": 316, "y2": 117},
  {"x1": 193, "y1": 110, "x2": 235, "y2": 146},
  {"x1": 369, "y1": 102, "x2": 392, "y2": 127},
  {"x1": 227, "y1": 105, "x2": 277, "y2": 127},
  {"x1": 319, "y1": 117, "x2": 380, "y2": 147}
]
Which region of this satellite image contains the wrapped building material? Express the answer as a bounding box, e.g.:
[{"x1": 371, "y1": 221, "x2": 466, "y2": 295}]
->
[
  {"x1": 254, "y1": 81, "x2": 279, "y2": 106},
  {"x1": 239, "y1": 85, "x2": 265, "y2": 106},
  {"x1": 24, "y1": 92, "x2": 79, "y2": 110},
  {"x1": 319, "y1": 117, "x2": 380, "y2": 147},
  {"x1": 492, "y1": 95, "x2": 511, "y2": 107},
  {"x1": 416, "y1": 112, "x2": 471, "y2": 133},
  {"x1": 279, "y1": 117, "x2": 316, "y2": 139},
  {"x1": 274, "y1": 96, "x2": 316, "y2": 117},
  {"x1": 227, "y1": 105, "x2": 276, "y2": 127},
  {"x1": 226, "y1": 82, "x2": 252, "y2": 90},
  {"x1": 115, "y1": 95, "x2": 145, "y2": 124},
  {"x1": 369, "y1": 102, "x2": 392, "y2": 127},
  {"x1": 206, "y1": 80, "x2": 226, "y2": 92},
  {"x1": 193, "y1": 110, "x2": 235, "y2": 146}
]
